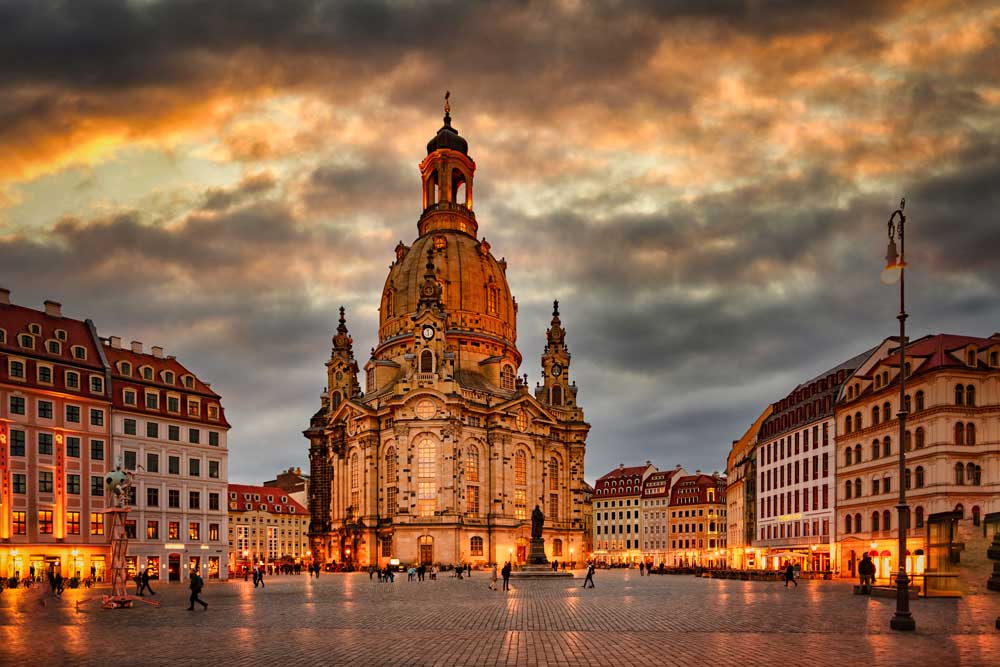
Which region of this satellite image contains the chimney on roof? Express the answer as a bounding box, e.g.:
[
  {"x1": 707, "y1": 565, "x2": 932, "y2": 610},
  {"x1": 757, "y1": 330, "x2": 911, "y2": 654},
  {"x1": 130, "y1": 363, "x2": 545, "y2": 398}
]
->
[
  {"x1": 131, "y1": 341, "x2": 143, "y2": 353},
  {"x1": 43, "y1": 300, "x2": 62, "y2": 317},
  {"x1": 109, "y1": 336, "x2": 121, "y2": 348},
  {"x1": 0, "y1": 288, "x2": 10, "y2": 305},
  {"x1": 151, "y1": 345, "x2": 163, "y2": 358},
  {"x1": 696, "y1": 469, "x2": 702, "y2": 474},
  {"x1": 618, "y1": 463, "x2": 624, "y2": 469}
]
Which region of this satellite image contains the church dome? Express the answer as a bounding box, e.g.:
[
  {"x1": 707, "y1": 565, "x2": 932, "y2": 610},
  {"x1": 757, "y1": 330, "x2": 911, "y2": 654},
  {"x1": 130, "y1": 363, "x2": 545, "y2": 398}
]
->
[
  {"x1": 426, "y1": 113, "x2": 468, "y2": 155},
  {"x1": 378, "y1": 231, "x2": 517, "y2": 354}
]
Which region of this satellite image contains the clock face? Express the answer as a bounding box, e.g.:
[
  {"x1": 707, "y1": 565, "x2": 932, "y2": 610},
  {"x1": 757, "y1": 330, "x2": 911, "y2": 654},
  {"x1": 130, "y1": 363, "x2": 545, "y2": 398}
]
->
[
  {"x1": 551, "y1": 364, "x2": 562, "y2": 377},
  {"x1": 422, "y1": 325, "x2": 435, "y2": 340}
]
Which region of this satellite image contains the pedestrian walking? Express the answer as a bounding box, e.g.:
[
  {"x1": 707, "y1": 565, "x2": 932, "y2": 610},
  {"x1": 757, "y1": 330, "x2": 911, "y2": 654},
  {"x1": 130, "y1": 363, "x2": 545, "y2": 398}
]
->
[
  {"x1": 784, "y1": 562, "x2": 798, "y2": 588},
  {"x1": 187, "y1": 571, "x2": 208, "y2": 610},
  {"x1": 138, "y1": 569, "x2": 155, "y2": 596},
  {"x1": 639, "y1": 561, "x2": 645, "y2": 576},
  {"x1": 582, "y1": 562, "x2": 595, "y2": 588},
  {"x1": 489, "y1": 563, "x2": 498, "y2": 591},
  {"x1": 501, "y1": 561, "x2": 512, "y2": 591}
]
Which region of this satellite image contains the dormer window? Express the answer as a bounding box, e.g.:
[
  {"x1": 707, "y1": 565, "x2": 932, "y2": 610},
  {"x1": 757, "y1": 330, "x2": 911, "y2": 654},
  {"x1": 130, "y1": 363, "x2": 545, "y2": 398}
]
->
[
  {"x1": 230, "y1": 492, "x2": 236, "y2": 499},
  {"x1": 142, "y1": 366, "x2": 153, "y2": 381},
  {"x1": 991, "y1": 350, "x2": 999, "y2": 367},
  {"x1": 207, "y1": 404, "x2": 219, "y2": 420},
  {"x1": 119, "y1": 361, "x2": 131, "y2": 375},
  {"x1": 123, "y1": 389, "x2": 137, "y2": 406},
  {"x1": 188, "y1": 399, "x2": 201, "y2": 417},
  {"x1": 289, "y1": 507, "x2": 296, "y2": 513},
  {"x1": 47, "y1": 340, "x2": 61, "y2": 354},
  {"x1": 19, "y1": 334, "x2": 34, "y2": 349},
  {"x1": 163, "y1": 371, "x2": 174, "y2": 384},
  {"x1": 267, "y1": 495, "x2": 273, "y2": 502},
  {"x1": 253, "y1": 494, "x2": 260, "y2": 501},
  {"x1": 29, "y1": 323, "x2": 41, "y2": 335},
  {"x1": 281, "y1": 496, "x2": 287, "y2": 503},
  {"x1": 72, "y1": 346, "x2": 86, "y2": 360},
  {"x1": 55, "y1": 329, "x2": 67, "y2": 341},
  {"x1": 967, "y1": 348, "x2": 977, "y2": 367},
  {"x1": 243, "y1": 493, "x2": 249, "y2": 500},
  {"x1": 245, "y1": 503, "x2": 252, "y2": 510},
  {"x1": 0, "y1": 329, "x2": 5, "y2": 343},
  {"x1": 184, "y1": 375, "x2": 194, "y2": 389}
]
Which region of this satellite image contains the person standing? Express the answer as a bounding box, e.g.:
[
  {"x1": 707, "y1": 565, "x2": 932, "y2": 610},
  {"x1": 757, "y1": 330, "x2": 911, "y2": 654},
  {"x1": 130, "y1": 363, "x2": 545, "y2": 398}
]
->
[
  {"x1": 501, "y1": 561, "x2": 512, "y2": 591},
  {"x1": 784, "y1": 561, "x2": 798, "y2": 588},
  {"x1": 583, "y1": 562, "x2": 595, "y2": 588},
  {"x1": 639, "y1": 561, "x2": 645, "y2": 576},
  {"x1": 858, "y1": 554, "x2": 876, "y2": 594},
  {"x1": 187, "y1": 571, "x2": 208, "y2": 610},
  {"x1": 489, "y1": 563, "x2": 498, "y2": 591}
]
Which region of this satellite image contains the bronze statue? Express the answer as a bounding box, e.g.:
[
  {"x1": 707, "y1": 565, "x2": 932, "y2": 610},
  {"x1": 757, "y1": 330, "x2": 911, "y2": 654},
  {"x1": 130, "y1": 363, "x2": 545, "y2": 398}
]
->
[{"x1": 531, "y1": 505, "x2": 544, "y2": 539}]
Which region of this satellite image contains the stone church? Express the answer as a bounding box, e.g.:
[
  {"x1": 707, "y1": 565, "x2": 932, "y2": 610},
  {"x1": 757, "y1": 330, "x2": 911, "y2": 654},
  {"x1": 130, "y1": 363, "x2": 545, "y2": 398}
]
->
[{"x1": 305, "y1": 101, "x2": 590, "y2": 568}]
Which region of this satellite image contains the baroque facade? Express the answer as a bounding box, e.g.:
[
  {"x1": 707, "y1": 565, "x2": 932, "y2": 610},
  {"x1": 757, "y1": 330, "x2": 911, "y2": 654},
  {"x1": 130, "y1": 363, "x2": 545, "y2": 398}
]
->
[{"x1": 305, "y1": 103, "x2": 590, "y2": 568}]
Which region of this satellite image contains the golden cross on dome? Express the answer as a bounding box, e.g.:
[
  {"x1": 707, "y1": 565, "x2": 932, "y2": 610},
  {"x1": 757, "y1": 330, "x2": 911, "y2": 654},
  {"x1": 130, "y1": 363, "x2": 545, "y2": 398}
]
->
[{"x1": 444, "y1": 90, "x2": 450, "y2": 115}]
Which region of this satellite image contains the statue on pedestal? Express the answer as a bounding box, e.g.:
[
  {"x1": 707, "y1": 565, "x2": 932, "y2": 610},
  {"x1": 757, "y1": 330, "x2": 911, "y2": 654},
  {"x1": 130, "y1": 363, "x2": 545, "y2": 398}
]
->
[{"x1": 531, "y1": 505, "x2": 544, "y2": 539}]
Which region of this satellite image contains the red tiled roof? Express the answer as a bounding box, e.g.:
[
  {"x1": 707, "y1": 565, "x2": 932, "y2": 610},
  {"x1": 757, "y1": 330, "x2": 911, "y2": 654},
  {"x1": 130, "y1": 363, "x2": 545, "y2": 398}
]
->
[
  {"x1": 228, "y1": 484, "x2": 307, "y2": 515},
  {"x1": 669, "y1": 474, "x2": 726, "y2": 505},
  {"x1": 593, "y1": 464, "x2": 653, "y2": 497},
  {"x1": 641, "y1": 469, "x2": 679, "y2": 498},
  {"x1": 878, "y1": 334, "x2": 997, "y2": 373},
  {"x1": 104, "y1": 343, "x2": 229, "y2": 427}
]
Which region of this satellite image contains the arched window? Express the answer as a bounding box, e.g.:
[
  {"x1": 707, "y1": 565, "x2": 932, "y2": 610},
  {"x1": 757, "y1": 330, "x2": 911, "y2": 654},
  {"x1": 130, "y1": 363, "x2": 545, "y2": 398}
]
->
[
  {"x1": 972, "y1": 506, "x2": 981, "y2": 526},
  {"x1": 350, "y1": 452, "x2": 361, "y2": 512},
  {"x1": 417, "y1": 437, "x2": 437, "y2": 517},
  {"x1": 903, "y1": 394, "x2": 911, "y2": 414},
  {"x1": 451, "y1": 168, "x2": 467, "y2": 205},
  {"x1": 955, "y1": 462, "x2": 964, "y2": 485},
  {"x1": 854, "y1": 444, "x2": 862, "y2": 462},
  {"x1": 384, "y1": 289, "x2": 394, "y2": 318},
  {"x1": 331, "y1": 391, "x2": 342, "y2": 408},
  {"x1": 915, "y1": 466, "x2": 924, "y2": 488},
  {"x1": 972, "y1": 465, "x2": 982, "y2": 486},
  {"x1": 966, "y1": 423, "x2": 976, "y2": 445},
  {"x1": 955, "y1": 384, "x2": 964, "y2": 405},
  {"x1": 854, "y1": 478, "x2": 862, "y2": 498},
  {"x1": 904, "y1": 430, "x2": 912, "y2": 452},
  {"x1": 500, "y1": 365, "x2": 515, "y2": 391},
  {"x1": 845, "y1": 514, "x2": 853, "y2": 533},
  {"x1": 552, "y1": 538, "x2": 563, "y2": 557},
  {"x1": 466, "y1": 447, "x2": 480, "y2": 482},
  {"x1": 872, "y1": 439, "x2": 880, "y2": 460},
  {"x1": 420, "y1": 349, "x2": 434, "y2": 373},
  {"x1": 966, "y1": 385, "x2": 976, "y2": 406},
  {"x1": 905, "y1": 467, "x2": 911, "y2": 490},
  {"x1": 882, "y1": 510, "x2": 891, "y2": 532},
  {"x1": 854, "y1": 411, "x2": 862, "y2": 431},
  {"x1": 915, "y1": 427, "x2": 925, "y2": 449},
  {"x1": 515, "y1": 451, "x2": 527, "y2": 486},
  {"x1": 882, "y1": 402, "x2": 891, "y2": 423},
  {"x1": 845, "y1": 447, "x2": 853, "y2": 466},
  {"x1": 915, "y1": 506, "x2": 924, "y2": 528},
  {"x1": 854, "y1": 513, "x2": 862, "y2": 532},
  {"x1": 487, "y1": 285, "x2": 500, "y2": 315},
  {"x1": 551, "y1": 385, "x2": 563, "y2": 406},
  {"x1": 548, "y1": 457, "x2": 559, "y2": 491},
  {"x1": 882, "y1": 436, "x2": 891, "y2": 458},
  {"x1": 871, "y1": 511, "x2": 880, "y2": 532},
  {"x1": 385, "y1": 446, "x2": 398, "y2": 516},
  {"x1": 470, "y1": 536, "x2": 484, "y2": 556},
  {"x1": 845, "y1": 415, "x2": 853, "y2": 433},
  {"x1": 872, "y1": 406, "x2": 880, "y2": 425},
  {"x1": 915, "y1": 390, "x2": 924, "y2": 411},
  {"x1": 845, "y1": 480, "x2": 852, "y2": 499},
  {"x1": 954, "y1": 422, "x2": 964, "y2": 446}
]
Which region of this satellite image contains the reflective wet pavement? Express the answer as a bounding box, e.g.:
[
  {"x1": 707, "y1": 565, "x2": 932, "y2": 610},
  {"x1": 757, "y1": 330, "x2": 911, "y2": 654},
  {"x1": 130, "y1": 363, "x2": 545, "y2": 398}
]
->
[{"x1": 0, "y1": 570, "x2": 997, "y2": 666}]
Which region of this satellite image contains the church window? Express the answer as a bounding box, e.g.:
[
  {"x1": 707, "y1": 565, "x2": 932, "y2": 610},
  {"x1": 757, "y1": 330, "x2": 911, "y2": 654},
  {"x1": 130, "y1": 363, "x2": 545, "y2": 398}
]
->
[
  {"x1": 552, "y1": 538, "x2": 563, "y2": 557},
  {"x1": 955, "y1": 384, "x2": 964, "y2": 405},
  {"x1": 549, "y1": 493, "x2": 559, "y2": 521},
  {"x1": 500, "y1": 365, "x2": 515, "y2": 391},
  {"x1": 514, "y1": 489, "x2": 527, "y2": 521},
  {"x1": 433, "y1": 235, "x2": 447, "y2": 250},
  {"x1": 416, "y1": 399, "x2": 435, "y2": 420},
  {"x1": 466, "y1": 448, "x2": 480, "y2": 482},
  {"x1": 418, "y1": 438, "x2": 436, "y2": 517},
  {"x1": 467, "y1": 485, "x2": 480, "y2": 515},
  {"x1": 966, "y1": 385, "x2": 976, "y2": 406},
  {"x1": 385, "y1": 446, "x2": 397, "y2": 517},
  {"x1": 514, "y1": 451, "x2": 527, "y2": 486},
  {"x1": 470, "y1": 536, "x2": 483, "y2": 556},
  {"x1": 548, "y1": 457, "x2": 559, "y2": 491},
  {"x1": 384, "y1": 289, "x2": 394, "y2": 318},
  {"x1": 420, "y1": 349, "x2": 434, "y2": 373},
  {"x1": 350, "y1": 453, "x2": 360, "y2": 513},
  {"x1": 551, "y1": 385, "x2": 562, "y2": 406}
]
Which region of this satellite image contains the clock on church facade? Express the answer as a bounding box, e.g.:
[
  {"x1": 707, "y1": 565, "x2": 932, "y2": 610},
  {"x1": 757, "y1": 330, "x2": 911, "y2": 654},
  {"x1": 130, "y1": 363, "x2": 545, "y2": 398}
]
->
[{"x1": 304, "y1": 100, "x2": 590, "y2": 568}]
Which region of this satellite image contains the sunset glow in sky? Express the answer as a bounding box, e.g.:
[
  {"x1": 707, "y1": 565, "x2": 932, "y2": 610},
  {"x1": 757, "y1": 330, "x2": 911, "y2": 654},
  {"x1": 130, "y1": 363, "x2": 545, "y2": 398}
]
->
[{"x1": 2, "y1": 0, "x2": 998, "y2": 483}]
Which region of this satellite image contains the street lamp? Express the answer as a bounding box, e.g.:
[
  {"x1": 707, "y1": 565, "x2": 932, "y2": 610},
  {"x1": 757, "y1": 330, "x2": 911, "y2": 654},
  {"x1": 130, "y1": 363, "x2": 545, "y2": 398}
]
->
[{"x1": 882, "y1": 197, "x2": 916, "y2": 632}]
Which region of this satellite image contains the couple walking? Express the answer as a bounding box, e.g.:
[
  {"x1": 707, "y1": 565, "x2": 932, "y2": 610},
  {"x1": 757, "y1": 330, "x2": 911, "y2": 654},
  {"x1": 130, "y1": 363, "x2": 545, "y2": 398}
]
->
[{"x1": 490, "y1": 562, "x2": 513, "y2": 591}]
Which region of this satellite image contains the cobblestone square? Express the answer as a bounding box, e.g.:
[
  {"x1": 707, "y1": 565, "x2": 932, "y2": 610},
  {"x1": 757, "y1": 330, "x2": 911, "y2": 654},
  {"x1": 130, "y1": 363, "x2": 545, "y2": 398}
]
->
[{"x1": 1, "y1": 570, "x2": 998, "y2": 666}]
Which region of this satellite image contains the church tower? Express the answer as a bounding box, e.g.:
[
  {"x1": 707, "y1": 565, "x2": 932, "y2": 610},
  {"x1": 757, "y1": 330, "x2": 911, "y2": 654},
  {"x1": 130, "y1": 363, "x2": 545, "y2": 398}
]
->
[{"x1": 306, "y1": 95, "x2": 590, "y2": 569}]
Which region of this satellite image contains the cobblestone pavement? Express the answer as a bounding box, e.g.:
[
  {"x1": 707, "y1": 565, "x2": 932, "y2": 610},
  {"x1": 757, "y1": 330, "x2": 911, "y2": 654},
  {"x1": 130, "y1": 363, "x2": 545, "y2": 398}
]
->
[{"x1": 1, "y1": 570, "x2": 998, "y2": 666}]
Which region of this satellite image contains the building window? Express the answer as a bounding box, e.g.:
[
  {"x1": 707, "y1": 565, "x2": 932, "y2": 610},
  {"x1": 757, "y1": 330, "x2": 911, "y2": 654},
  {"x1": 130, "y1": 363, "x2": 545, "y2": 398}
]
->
[
  {"x1": 168, "y1": 489, "x2": 180, "y2": 508},
  {"x1": 514, "y1": 489, "x2": 527, "y2": 520},
  {"x1": 146, "y1": 422, "x2": 159, "y2": 438},
  {"x1": 549, "y1": 492, "x2": 559, "y2": 521},
  {"x1": 467, "y1": 485, "x2": 480, "y2": 515},
  {"x1": 89, "y1": 408, "x2": 104, "y2": 427},
  {"x1": 168, "y1": 522, "x2": 180, "y2": 540},
  {"x1": 955, "y1": 422, "x2": 965, "y2": 446},
  {"x1": 189, "y1": 522, "x2": 200, "y2": 541},
  {"x1": 189, "y1": 428, "x2": 200, "y2": 444},
  {"x1": 38, "y1": 400, "x2": 53, "y2": 419},
  {"x1": 966, "y1": 423, "x2": 976, "y2": 445},
  {"x1": 9, "y1": 395, "x2": 25, "y2": 415},
  {"x1": 209, "y1": 460, "x2": 220, "y2": 478},
  {"x1": 147, "y1": 488, "x2": 159, "y2": 507},
  {"x1": 168, "y1": 425, "x2": 180, "y2": 441},
  {"x1": 420, "y1": 349, "x2": 434, "y2": 373},
  {"x1": 66, "y1": 405, "x2": 80, "y2": 423},
  {"x1": 418, "y1": 438, "x2": 436, "y2": 517},
  {"x1": 501, "y1": 365, "x2": 515, "y2": 391},
  {"x1": 209, "y1": 431, "x2": 220, "y2": 447},
  {"x1": 13, "y1": 511, "x2": 26, "y2": 535},
  {"x1": 124, "y1": 519, "x2": 137, "y2": 539},
  {"x1": 915, "y1": 427, "x2": 925, "y2": 449},
  {"x1": 385, "y1": 446, "x2": 398, "y2": 516},
  {"x1": 189, "y1": 459, "x2": 200, "y2": 477},
  {"x1": 147, "y1": 453, "x2": 159, "y2": 472},
  {"x1": 67, "y1": 512, "x2": 80, "y2": 535},
  {"x1": 209, "y1": 523, "x2": 220, "y2": 541},
  {"x1": 188, "y1": 400, "x2": 200, "y2": 417},
  {"x1": 90, "y1": 439, "x2": 105, "y2": 461},
  {"x1": 471, "y1": 536, "x2": 484, "y2": 556},
  {"x1": 124, "y1": 418, "x2": 137, "y2": 436},
  {"x1": 90, "y1": 376, "x2": 103, "y2": 393},
  {"x1": 167, "y1": 396, "x2": 180, "y2": 413},
  {"x1": 12, "y1": 473, "x2": 26, "y2": 494},
  {"x1": 91, "y1": 513, "x2": 105, "y2": 535},
  {"x1": 19, "y1": 334, "x2": 34, "y2": 348},
  {"x1": 915, "y1": 390, "x2": 924, "y2": 411},
  {"x1": 65, "y1": 371, "x2": 79, "y2": 388},
  {"x1": 146, "y1": 392, "x2": 159, "y2": 410},
  {"x1": 67, "y1": 474, "x2": 81, "y2": 494},
  {"x1": 123, "y1": 389, "x2": 137, "y2": 406},
  {"x1": 514, "y1": 450, "x2": 527, "y2": 486},
  {"x1": 91, "y1": 476, "x2": 104, "y2": 496},
  {"x1": 38, "y1": 433, "x2": 53, "y2": 455},
  {"x1": 209, "y1": 493, "x2": 219, "y2": 511}
]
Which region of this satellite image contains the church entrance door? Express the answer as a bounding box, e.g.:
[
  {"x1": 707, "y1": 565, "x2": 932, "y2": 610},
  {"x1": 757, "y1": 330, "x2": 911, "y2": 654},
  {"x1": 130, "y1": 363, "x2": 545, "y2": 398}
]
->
[{"x1": 418, "y1": 535, "x2": 434, "y2": 565}]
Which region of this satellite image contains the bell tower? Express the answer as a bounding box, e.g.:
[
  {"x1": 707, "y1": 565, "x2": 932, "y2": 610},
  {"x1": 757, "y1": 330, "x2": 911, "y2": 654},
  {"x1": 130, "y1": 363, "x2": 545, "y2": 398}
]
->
[
  {"x1": 326, "y1": 306, "x2": 361, "y2": 407},
  {"x1": 536, "y1": 300, "x2": 578, "y2": 409},
  {"x1": 418, "y1": 92, "x2": 478, "y2": 237}
]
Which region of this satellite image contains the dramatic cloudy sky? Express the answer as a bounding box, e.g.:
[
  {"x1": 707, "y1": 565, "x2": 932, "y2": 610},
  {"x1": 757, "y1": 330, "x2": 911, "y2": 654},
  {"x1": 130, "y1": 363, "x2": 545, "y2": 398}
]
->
[{"x1": 2, "y1": 0, "x2": 998, "y2": 484}]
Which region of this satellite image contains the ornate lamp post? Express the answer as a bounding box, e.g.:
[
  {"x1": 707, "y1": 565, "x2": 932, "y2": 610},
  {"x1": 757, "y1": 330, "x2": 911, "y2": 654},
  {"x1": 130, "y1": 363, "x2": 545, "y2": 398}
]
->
[{"x1": 881, "y1": 198, "x2": 916, "y2": 632}]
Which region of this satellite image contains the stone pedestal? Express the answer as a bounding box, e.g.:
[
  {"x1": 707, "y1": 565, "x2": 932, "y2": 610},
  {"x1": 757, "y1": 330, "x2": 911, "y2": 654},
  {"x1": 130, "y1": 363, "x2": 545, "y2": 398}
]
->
[
  {"x1": 528, "y1": 538, "x2": 548, "y2": 565},
  {"x1": 509, "y1": 538, "x2": 574, "y2": 579}
]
